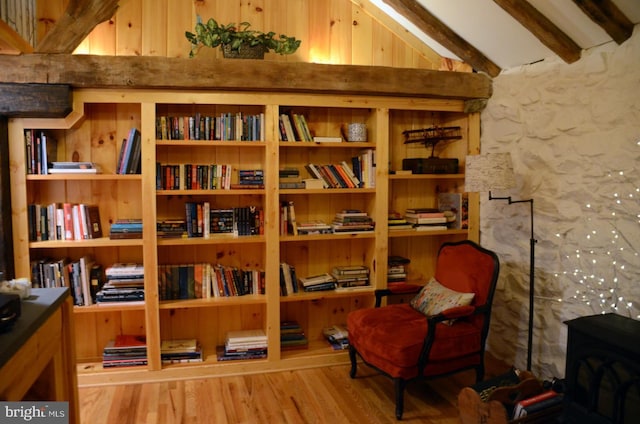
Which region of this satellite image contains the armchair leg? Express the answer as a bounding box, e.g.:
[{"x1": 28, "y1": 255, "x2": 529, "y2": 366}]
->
[
  {"x1": 394, "y1": 378, "x2": 405, "y2": 420},
  {"x1": 348, "y1": 345, "x2": 358, "y2": 378}
]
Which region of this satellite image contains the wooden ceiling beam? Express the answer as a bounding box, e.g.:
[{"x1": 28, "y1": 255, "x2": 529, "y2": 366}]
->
[
  {"x1": 382, "y1": 0, "x2": 501, "y2": 77},
  {"x1": 572, "y1": 0, "x2": 634, "y2": 45},
  {"x1": 0, "y1": 19, "x2": 34, "y2": 55},
  {"x1": 35, "y1": 0, "x2": 120, "y2": 53},
  {"x1": 0, "y1": 54, "x2": 493, "y2": 101},
  {"x1": 0, "y1": 83, "x2": 71, "y2": 117},
  {"x1": 493, "y1": 0, "x2": 582, "y2": 64}
]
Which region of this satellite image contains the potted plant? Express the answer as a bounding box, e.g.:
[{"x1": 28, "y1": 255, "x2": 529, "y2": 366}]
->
[{"x1": 185, "y1": 17, "x2": 301, "y2": 59}]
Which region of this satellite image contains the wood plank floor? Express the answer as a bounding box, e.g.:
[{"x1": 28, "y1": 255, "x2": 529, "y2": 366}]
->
[{"x1": 78, "y1": 361, "x2": 496, "y2": 424}]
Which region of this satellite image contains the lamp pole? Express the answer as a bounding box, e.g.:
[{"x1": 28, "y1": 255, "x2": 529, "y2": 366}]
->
[{"x1": 489, "y1": 192, "x2": 536, "y2": 371}]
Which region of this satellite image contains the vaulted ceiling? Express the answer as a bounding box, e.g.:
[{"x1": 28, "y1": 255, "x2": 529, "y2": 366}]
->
[
  {"x1": 373, "y1": 0, "x2": 640, "y2": 76},
  {"x1": 1, "y1": 0, "x2": 639, "y2": 78}
]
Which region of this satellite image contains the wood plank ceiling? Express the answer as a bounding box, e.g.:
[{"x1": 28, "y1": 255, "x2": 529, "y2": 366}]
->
[{"x1": 0, "y1": 0, "x2": 638, "y2": 77}]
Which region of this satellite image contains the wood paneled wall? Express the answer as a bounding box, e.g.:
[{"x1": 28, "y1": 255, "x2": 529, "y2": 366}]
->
[{"x1": 34, "y1": 0, "x2": 449, "y2": 70}]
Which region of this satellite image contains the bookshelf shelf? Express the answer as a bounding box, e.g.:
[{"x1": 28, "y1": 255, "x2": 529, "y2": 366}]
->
[
  {"x1": 26, "y1": 174, "x2": 142, "y2": 181},
  {"x1": 279, "y1": 188, "x2": 376, "y2": 195},
  {"x1": 9, "y1": 88, "x2": 478, "y2": 385},
  {"x1": 388, "y1": 229, "x2": 469, "y2": 238},
  {"x1": 279, "y1": 288, "x2": 374, "y2": 302},
  {"x1": 29, "y1": 238, "x2": 144, "y2": 248},
  {"x1": 388, "y1": 173, "x2": 464, "y2": 180},
  {"x1": 73, "y1": 302, "x2": 147, "y2": 313},
  {"x1": 158, "y1": 295, "x2": 267, "y2": 309},
  {"x1": 156, "y1": 189, "x2": 265, "y2": 196},
  {"x1": 157, "y1": 140, "x2": 266, "y2": 147},
  {"x1": 279, "y1": 141, "x2": 374, "y2": 149},
  {"x1": 157, "y1": 235, "x2": 265, "y2": 246},
  {"x1": 279, "y1": 233, "x2": 376, "y2": 242}
]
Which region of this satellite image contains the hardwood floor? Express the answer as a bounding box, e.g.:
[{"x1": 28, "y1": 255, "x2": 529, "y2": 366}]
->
[{"x1": 78, "y1": 362, "x2": 490, "y2": 424}]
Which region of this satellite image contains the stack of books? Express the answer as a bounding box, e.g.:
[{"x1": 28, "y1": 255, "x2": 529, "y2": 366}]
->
[
  {"x1": 156, "y1": 219, "x2": 187, "y2": 238},
  {"x1": 217, "y1": 329, "x2": 268, "y2": 361},
  {"x1": 296, "y1": 220, "x2": 332, "y2": 235},
  {"x1": 279, "y1": 168, "x2": 305, "y2": 189},
  {"x1": 512, "y1": 389, "x2": 564, "y2": 419},
  {"x1": 102, "y1": 334, "x2": 147, "y2": 368},
  {"x1": 404, "y1": 208, "x2": 448, "y2": 231},
  {"x1": 331, "y1": 265, "x2": 370, "y2": 288},
  {"x1": 388, "y1": 255, "x2": 410, "y2": 284},
  {"x1": 387, "y1": 211, "x2": 413, "y2": 231},
  {"x1": 161, "y1": 339, "x2": 203, "y2": 364},
  {"x1": 323, "y1": 324, "x2": 349, "y2": 350},
  {"x1": 109, "y1": 219, "x2": 143, "y2": 239},
  {"x1": 299, "y1": 272, "x2": 336, "y2": 292},
  {"x1": 231, "y1": 169, "x2": 264, "y2": 189},
  {"x1": 280, "y1": 321, "x2": 308, "y2": 350},
  {"x1": 96, "y1": 263, "x2": 144, "y2": 305},
  {"x1": 331, "y1": 210, "x2": 374, "y2": 234},
  {"x1": 48, "y1": 161, "x2": 101, "y2": 174}
]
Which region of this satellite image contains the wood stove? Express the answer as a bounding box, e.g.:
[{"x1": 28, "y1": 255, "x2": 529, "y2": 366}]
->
[{"x1": 562, "y1": 313, "x2": 640, "y2": 424}]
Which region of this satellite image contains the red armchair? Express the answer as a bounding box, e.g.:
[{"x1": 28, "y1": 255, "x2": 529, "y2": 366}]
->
[{"x1": 347, "y1": 240, "x2": 500, "y2": 419}]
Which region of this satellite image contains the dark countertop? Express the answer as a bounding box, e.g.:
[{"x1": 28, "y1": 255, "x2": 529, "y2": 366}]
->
[{"x1": 0, "y1": 287, "x2": 70, "y2": 368}]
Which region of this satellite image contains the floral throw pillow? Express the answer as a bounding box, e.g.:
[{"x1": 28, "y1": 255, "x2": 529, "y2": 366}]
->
[{"x1": 410, "y1": 277, "x2": 475, "y2": 317}]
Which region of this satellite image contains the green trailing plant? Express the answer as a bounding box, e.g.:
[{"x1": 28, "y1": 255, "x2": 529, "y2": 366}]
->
[{"x1": 185, "y1": 17, "x2": 301, "y2": 58}]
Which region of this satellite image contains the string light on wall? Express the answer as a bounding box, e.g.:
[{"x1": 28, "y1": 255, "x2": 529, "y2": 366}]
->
[{"x1": 553, "y1": 168, "x2": 639, "y2": 319}]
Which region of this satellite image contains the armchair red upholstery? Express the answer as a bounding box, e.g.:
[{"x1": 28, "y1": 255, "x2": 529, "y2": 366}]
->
[{"x1": 347, "y1": 240, "x2": 500, "y2": 419}]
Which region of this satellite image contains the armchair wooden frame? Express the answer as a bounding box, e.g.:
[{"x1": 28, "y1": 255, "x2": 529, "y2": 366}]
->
[{"x1": 348, "y1": 240, "x2": 500, "y2": 419}]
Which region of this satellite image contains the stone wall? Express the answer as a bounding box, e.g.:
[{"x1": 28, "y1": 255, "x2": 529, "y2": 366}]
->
[{"x1": 480, "y1": 25, "x2": 640, "y2": 379}]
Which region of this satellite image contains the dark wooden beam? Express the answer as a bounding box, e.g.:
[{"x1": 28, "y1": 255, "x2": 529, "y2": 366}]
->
[
  {"x1": 0, "y1": 54, "x2": 493, "y2": 101},
  {"x1": 572, "y1": 0, "x2": 634, "y2": 45},
  {"x1": 494, "y1": 0, "x2": 582, "y2": 64},
  {"x1": 0, "y1": 83, "x2": 72, "y2": 118},
  {"x1": 35, "y1": 0, "x2": 120, "y2": 53},
  {"x1": 382, "y1": 0, "x2": 501, "y2": 77}
]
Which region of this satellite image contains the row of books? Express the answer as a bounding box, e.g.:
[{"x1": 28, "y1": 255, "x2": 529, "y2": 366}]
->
[
  {"x1": 217, "y1": 329, "x2": 268, "y2": 361},
  {"x1": 178, "y1": 203, "x2": 264, "y2": 238},
  {"x1": 96, "y1": 263, "x2": 145, "y2": 305},
  {"x1": 30, "y1": 256, "x2": 103, "y2": 306},
  {"x1": 156, "y1": 113, "x2": 265, "y2": 141},
  {"x1": 156, "y1": 163, "x2": 234, "y2": 190},
  {"x1": 24, "y1": 129, "x2": 57, "y2": 175},
  {"x1": 27, "y1": 202, "x2": 102, "y2": 242},
  {"x1": 279, "y1": 112, "x2": 313, "y2": 142},
  {"x1": 158, "y1": 263, "x2": 265, "y2": 300},
  {"x1": 116, "y1": 128, "x2": 142, "y2": 174}
]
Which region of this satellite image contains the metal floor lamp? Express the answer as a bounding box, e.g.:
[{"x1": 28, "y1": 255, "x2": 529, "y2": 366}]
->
[{"x1": 465, "y1": 153, "x2": 537, "y2": 371}]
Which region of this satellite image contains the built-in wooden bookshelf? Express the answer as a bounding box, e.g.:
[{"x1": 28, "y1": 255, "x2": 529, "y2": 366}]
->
[{"x1": 9, "y1": 89, "x2": 478, "y2": 386}]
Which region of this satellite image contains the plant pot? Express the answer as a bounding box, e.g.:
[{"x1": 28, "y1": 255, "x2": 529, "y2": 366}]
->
[{"x1": 222, "y1": 43, "x2": 267, "y2": 59}]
